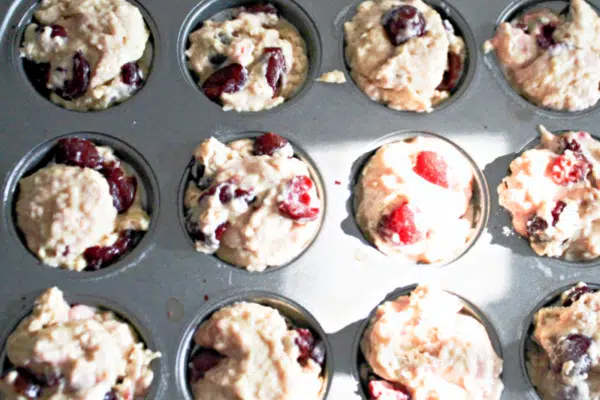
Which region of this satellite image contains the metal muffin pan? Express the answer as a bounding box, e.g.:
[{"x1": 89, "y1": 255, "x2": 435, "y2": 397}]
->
[{"x1": 1, "y1": 0, "x2": 600, "y2": 398}]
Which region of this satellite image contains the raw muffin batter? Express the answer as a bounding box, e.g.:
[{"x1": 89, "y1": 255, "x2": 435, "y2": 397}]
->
[
  {"x1": 484, "y1": 0, "x2": 600, "y2": 111},
  {"x1": 16, "y1": 138, "x2": 150, "y2": 271},
  {"x1": 361, "y1": 284, "x2": 504, "y2": 399},
  {"x1": 498, "y1": 126, "x2": 600, "y2": 261},
  {"x1": 188, "y1": 302, "x2": 325, "y2": 400},
  {"x1": 20, "y1": 0, "x2": 152, "y2": 111},
  {"x1": 316, "y1": 70, "x2": 347, "y2": 84},
  {"x1": 527, "y1": 283, "x2": 600, "y2": 399},
  {"x1": 344, "y1": 0, "x2": 466, "y2": 112},
  {"x1": 0, "y1": 287, "x2": 160, "y2": 400},
  {"x1": 355, "y1": 136, "x2": 476, "y2": 263},
  {"x1": 186, "y1": 3, "x2": 308, "y2": 112},
  {"x1": 184, "y1": 133, "x2": 322, "y2": 271}
]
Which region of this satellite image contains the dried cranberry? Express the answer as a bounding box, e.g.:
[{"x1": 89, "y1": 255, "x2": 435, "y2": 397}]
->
[
  {"x1": 83, "y1": 230, "x2": 134, "y2": 271},
  {"x1": 382, "y1": 5, "x2": 426, "y2": 46},
  {"x1": 120, "y1": 62, "x2": 143, "y2": 88},
  {"x1": 278, "y1": 176, "x2": 320, "y2": 221},
  {"x1": 526, "y1": 216, "x2": 548, "y2": 239},
  {"x1": 563, "y1": 285, "x2": 593, "y2": 307},
  {"x1": 218, "y1": 184, "x2": 233, "y2": 203},
  {"x1": 189, "y1": 348, "x2": 224, "y2": 382},
  {"x1": 368, "y1": 380, "x2": 411, "y2": 400},
  {"x1": 50, "y1": 24, "x2": 67, "y2": 38},
  {"x1": 536, "y1": 23, "x2": 556, "y2": 49},
  {"x1": 253, "y1": 132, "x2": 289, "y2": 156},
  {"x1": 55, "y1": 51, "x2": 90, "y2": 100},
  {"x1": 23, "y1": 59, "x2": 51, "y2": 94},
  {"x1": 549, "y1": 153, "x2": 589, "y2": 185},
  {"x1": 413, "y1": 151, "x2": 449, "y2": 188},
  {"x1": 244, "y1": 3, "x2": 278, "y2": 15},
  {"x1": 551, "y1": 201, "x2": 566, "y2": 226},
  {"x1": 552, "y1": 334, "x2": 592, "y2": 375},
  {"x1": 54, "y1": 137, "x2": 103, "y2": 169},
  {"x1": 437, "y1": 52, "x2": 463, "y2": 91},
  {"x1": 379, "y1": 202, "x2": 421, "y2": 245},
  {"x1": 263, "y1": 47, "x2": 287, "y2": 96},
  {"x1": 201, "y1": 63, "x2": 248, "y2": 102},
  {"x1": 209, "y1": 54, "x2": 228, "y2": 66},
  {"x1": 103, "y1": 390, "x2": 118, "y2": 400},
  {"x1": 101, "y1": 163, "x2": 137, "y2": 213},
  {"x1": 215, "y1": 222, "x2": 230, "y2": 241}
]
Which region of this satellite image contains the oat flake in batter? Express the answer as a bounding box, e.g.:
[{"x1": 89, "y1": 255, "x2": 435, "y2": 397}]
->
[
  {"x1": 186, "y1": 3, "x2": 308, "y2": 112},
  {"x1": 188, "y1": 301, "x2": 325, "y2": 400},
  {"x1": 498, "y1": 126, "x2": 600, "y2": 261},
  {"x1": 0, "y1": 287, "x2": 160, "y2": 400},
  {"x1": 344, "y1": 0, "x2": 466, "y2": 112},
  {"x1": 184, "y1": 133, "x2": 322, "y2": 271},
  {"x1": 361, "y1": 284, "x2": 504, "y2": 399},
  {"x1": 484, "y1": 0, "x2": 600, "y2": 111},
  {"x1": 20, "y1": 0, "x2": 152, "y2": 111},
  {"x1": 355, "y1": 136, "x2": 476, "y2": 263},
  {"x1": 527, "y1": 283, "x2": 600, "y2": 399}
]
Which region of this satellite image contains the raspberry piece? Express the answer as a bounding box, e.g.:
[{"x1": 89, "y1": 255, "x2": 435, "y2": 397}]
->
[
  {"x1": 379, "y1": 202, "x2": 421, "y2": 245},
  {"x1": 536, "y1": 23, "x2": 557, "y2": 49},
  {"x1": 549, "y1": 152, "x2": 589, "y2": 185},
  {"x1": 278, "y1": 176, "x2": 320, "y2": 221},
  {"x1": 413, "y1": 151, "x2": 449, "y2": 188},
  {"x1": 294, "y1": 328, "x2": 325, "y2": 366},
  {"x1": 368, "y1": 380, "x2": 411, "y2": 400},
  {"x1": 526, "y1": 216, "x2": 548, "y2": 239},
  {"x1": 215, "y1": 222, "x2": 230, "y2": 241},
  {"x1": 253, "y1": 132, "x2": 289, "y2": 156}
]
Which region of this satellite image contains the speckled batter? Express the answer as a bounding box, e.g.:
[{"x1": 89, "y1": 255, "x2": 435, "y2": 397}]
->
[
  {"x1": 186, "y1": 5, "x2": 308, "y2": 112},
  {"x1": 316, "y1": 70, "x2": 347, "y2": 84},
  {"x1": 498, "y1": 126, "x2": 600, "y2": 261},
  {"x1": 361, "y1": 285, "x2": 504, "y2": 399},
  {"x1": 20, "y1": 0, "x2": 152, "y2": 111},
  {"x1": 184, "y1": 135, "x2": 322, "y2": 271},
  {"x1": 527, "y1": 283, "x2": 600, "y2": 399},
  {"x1": 0, "y1": 287, "x2": 160, "y2": 400},
  {"x1": 484, "y1": 0, "x2": 600, "y2": 111},
  {"x1": 191, "y1": 302, "x2": 323, "y2": 400},
  {"x1": 355, "y1": 136, "x2": 475, "y2": 263},
  {"x1": 344, "y1": 0, "x2": 466, "y2": 112}
]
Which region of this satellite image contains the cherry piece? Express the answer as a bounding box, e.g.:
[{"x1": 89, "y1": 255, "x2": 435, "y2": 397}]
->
[
  {"x1": 552, "y1": 334, "x2": 592, "y2": 376},
  {"x1": 263, "y1": 47, "x2": 287, "y2": 96},
  {"x1": 14, "y1": 369, "x2": 42, "y2": 399},
  {"x1": 551, "y1": 201, "x2": 566, "y2": 226},
  {"x1": 244, "y1": 3, "x2": 278, "y2": 15},
  {"x1": 368, "y1": 380, "x2": 411, "y2": 400},
  {"x1": 526, "y1": 216, "x2": 548, "y2": 239},
  {"x1": 563, "y1": 138, "x2": 582, "y2": 153},
  {"x1": 189, "y1": 348, "x2": 224, "y2": 382},
  {"x1": 253, "y1": 132, "x2": 289, "y2": 156},
  {"x1": 186, "y1": 220, "x2": 206, "y2": 242},
  {"x1": 234, "y1": 188, "x2": 255, "y2": 203},
  {"x1": 310, "y1": 340, "x2": 326, "y2": 367},
  {"x1": 295, "y1": 328, "x2": 315, "y2": 361},
  {"x1": 83, "y1": 230, "x2": 134, "y2": 271},
  {"x1": 209, "y1": 54, "x2": 228, "y2": 66},
  {"x1": 201, "y1": 63, "x2": 248, "y2": 102},
  {"x1": 536, "y1": 23, "x2": 557, "y2": 49},
  {"x1": 278, "y1": 176, "x2": 320, "y2": 221},
  {"x1": 437, "y1": 52, "x2": 463, "y2": 91},
  {"x1": 382, "y1": 5, "x2": 426, "y2": 46},
  {"x1": 219, "y1": 184, "x2": 233, "y2": 203},
  {"x1": 23, "y1": 59, "x2": 51, "y2": 94},
  {"x1": 563, "y1": 285, "x2": 593, "y2": 307},
  {"x1": 54, "y1": 137, "x2": 103, "y2": 169},
  {"x1": 549, "y1": 153, "x2": 589, "y2": 185},
  {"x1": 101, "y1": 163, "x2": 137, "y2": 213},
  {"x1": 379, "y1": 202, "x2": 421, "y2": 245},
  {"x1": 215, "y1": 221, "x2": 230, "y2": 241},
  {"x1": 50, "y1": 24, "x2": 67, "y2": 38},
  {"x1": 55, "y1": 51, "x2": 90, "y2": 100},
  {"x1": 413, "y1": 151, "x2": 449, "y2": 188},
  {"x1": 120, "y1": 62, "x2": 143, "y2": 88}
]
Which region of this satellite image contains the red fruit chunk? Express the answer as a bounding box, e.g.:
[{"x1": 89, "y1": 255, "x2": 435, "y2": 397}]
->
[
  {"x1": 244, "y1": 3, "x2": 278, "y2": 15},
  {"x1": 253, "y1": 132, "x2": 289, "y2": 156},
  {"x1": 215, "y1": 222, "x2": 230, "y2": 241},
  {"x1": 121, "y1": 62, "x2": 143, "y2": 88},
  {"x1": 189, "y1": 348, "x2": 224, "y2": 382},
  {"x1": 552, "y1": 201, "x2": 566, "y2": 226},
  {"x1": 563, "y1": 285, "x2": 593, "y2": 307},
  {"x1": 54, "y1": 137, "x2": 103, "y2": 169},
  {"x1": 55, "y1": 51, "x2": 90, "y2": 100},
  {"x1": 552, "y1": 334, "x2": 592, "y2": 376},
  {"x1": 379, "y1": 202, "x2": 421, "y2": 245},
  {"x1": 263, "y1": 47, "x2": 287, "y2": 96},
  {"x1": 563, "y1": 137, "x2": 582, "y2": 153},
  {"x1": 234, "y1": 188, "x2": 255, "y2": 203},
  {"x1": 49, "y1": 24, "x2": 67, "y2": 38},
  {"x1": 295, "y1": 328, "x2": 315, "y2": 360},
  {"x1": 201, "y1": 63, "x2": 248, "y2": 102},
  {"x1": 526, "y1": 216, "x2": 548, "y2": 239},
  {"x1": 101, "y1": 163, "x2": 137, "y2": 213},
  {"x1": 549, "y1": 152, "x2": 589, "y2": 185},
  {"x1": 310, "y1": 340, "x2": 326, "y2": 367},
  {"x1": 382, "y1": 5, "x2": 426, "y2": 46},
  {"x1": 219, "y1": 184, "x2": 233, "y2": 203},
  {"x1": 413, "y1": 151, "x2": 449, "y2": 188},
  {"x1": 368, "y1": 380, "x2": 411, "y2": 400},
  {"x1": 84, "y1": 230, "x2": 134, "y2": 271},
  {"x1": 278, "y1": 176, "x2": 320, "y2": 221},
  {"x1": 437, "y1": 52, "x2": 463, "y2": 91},
  {"x1": 23, "y1": 59, "x2": 51, "y2": 94},
  {"x1": 536, "y1": 23, "x2": 556, "y2": 49},
  {"x1": 14, "y1": 369, "x2": 42, "y2": 399}
]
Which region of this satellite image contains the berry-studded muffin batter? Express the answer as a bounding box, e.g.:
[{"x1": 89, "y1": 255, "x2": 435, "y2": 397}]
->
[
  {"x1": 527, "y1": 283, "x2": 600, "y2": 399},
  {"x1": 0, "y1": 287, "x2": 160, "y2": 400},
  {"x1": 186, "y1": 3, "x2": 308, "y2": 112},
  {"x1": 20, "y1": 0, "x2": 152, "y2": 111},
  {"x1": 188, "y1": 302, "x2": 326, "y2": 400},
  {"x1": 355, "y1": 136, "x2": 476, "y2": 263},
  {"x1": 484, "y1": 0, "x2": 600, "y2": 111},
  {"x1": 499, "y1": 126, "x2": 600, "y2": 261},
  {"x1": 184, "y1": 133, "x2": 322, "y2": 271},
  {"x1": 360, "y1": 285, "x2": 504, "y2": 399},
  {"x1": 16, "y1": 138, "x2": 149, "y2": 271},
  {"x1": 344, "y1": 0, "x2": 466, "y2": 112}
]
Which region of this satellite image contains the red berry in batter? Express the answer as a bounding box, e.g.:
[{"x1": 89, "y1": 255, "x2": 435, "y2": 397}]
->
[
  {"x1": 278, "y1": 176, "x2": 320, "y2": 221},
  {"x1": 413, "y1": 151, "x2": 449, "y2": 188},
  {"x1": 379, "y1": 202, "x2": 421, "y2": 245}
]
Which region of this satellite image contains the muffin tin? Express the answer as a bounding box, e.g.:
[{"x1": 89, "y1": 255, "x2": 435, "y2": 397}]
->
[{"x1": 1, "y1": 0, "x2": 600, "y2": 398}]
